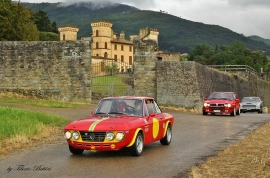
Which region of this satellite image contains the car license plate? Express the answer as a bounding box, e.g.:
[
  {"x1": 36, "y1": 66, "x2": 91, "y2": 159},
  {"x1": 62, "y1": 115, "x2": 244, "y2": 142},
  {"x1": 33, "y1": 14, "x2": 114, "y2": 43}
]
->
[{"x1": 214, "y1": 110, "x2": 220, "y2": 112}]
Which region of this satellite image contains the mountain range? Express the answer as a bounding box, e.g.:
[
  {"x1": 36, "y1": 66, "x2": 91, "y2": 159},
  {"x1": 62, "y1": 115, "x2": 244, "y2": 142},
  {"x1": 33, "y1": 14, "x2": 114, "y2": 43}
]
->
[{"x1": 22, "y1": 2, "x2": 270, "y2": 55}]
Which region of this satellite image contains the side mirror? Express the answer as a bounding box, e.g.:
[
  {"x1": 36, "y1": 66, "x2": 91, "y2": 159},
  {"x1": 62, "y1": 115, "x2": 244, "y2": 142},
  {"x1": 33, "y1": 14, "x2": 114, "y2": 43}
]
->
[
  {"x1": 204, "y1": 97, "x2": 208, "y2": 101},
  {"x1": 91, "y1": 110, "x2": 95, "y2": 115},
  {"x1": 149, "y1": 112, "x2": 155, "y2": 117}
]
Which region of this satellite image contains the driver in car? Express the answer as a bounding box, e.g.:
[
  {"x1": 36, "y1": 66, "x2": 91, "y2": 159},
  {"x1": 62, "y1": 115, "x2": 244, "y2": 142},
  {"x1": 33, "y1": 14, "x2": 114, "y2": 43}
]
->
[{"x1": 132, "y1": 100, "x2": 142, "y2": 116}]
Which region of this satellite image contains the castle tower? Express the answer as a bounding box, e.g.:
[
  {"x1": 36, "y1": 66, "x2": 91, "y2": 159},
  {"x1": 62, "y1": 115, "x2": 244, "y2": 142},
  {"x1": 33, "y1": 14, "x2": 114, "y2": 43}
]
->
[
  {"x1": 120, "y1": 30, "x2": 125, "y2": 39},
  {"x1": 91, "y1": 20, "x2": 113, "y2": 58},
  {"x1": 58, "y1": 26, "x2": 79, "y2": 41},
  {"x1": 139, "y1": 28, "x2": 159, "y2": 45}
]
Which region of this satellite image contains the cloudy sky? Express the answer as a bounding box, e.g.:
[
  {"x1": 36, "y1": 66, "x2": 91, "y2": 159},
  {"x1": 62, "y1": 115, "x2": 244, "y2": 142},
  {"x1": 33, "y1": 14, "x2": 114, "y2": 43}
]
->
[{"x1": 19, "y1": 0, "x2": 270, "y2": 39}]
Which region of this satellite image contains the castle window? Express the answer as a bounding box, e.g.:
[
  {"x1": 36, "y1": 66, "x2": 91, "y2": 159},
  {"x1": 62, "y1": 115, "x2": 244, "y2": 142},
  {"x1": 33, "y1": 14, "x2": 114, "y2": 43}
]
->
[
  {"x1": 129, "y1": 56, "x2": 132, "y2": 65},
  {"x1": 121, "y1": 55, "x2": 124, "y2": 62},
  {"x1": 114, "y1": 44, "x2": 117, "y2": 50},
  {"x1": 63, "y1": 34, "x2": 65, "y2": 41},
  {"x1": 114, "y1": 55, "x2": 117, "y2": 62},
  {"x1": 121, "y1": 45, "x2": 124, "y2": 51},
  {"x1": 129, "y1": 46, "x2": 132, "y2": 52},
  {"x1": 105, "y1": 42, "x2": 107, "y2": 49},
  {"x1": 96, "y1": 42, "x2": 99, "y2": 49},
  {"x1": 96, "y1": 30, "x2": 99, "y2": 37}
]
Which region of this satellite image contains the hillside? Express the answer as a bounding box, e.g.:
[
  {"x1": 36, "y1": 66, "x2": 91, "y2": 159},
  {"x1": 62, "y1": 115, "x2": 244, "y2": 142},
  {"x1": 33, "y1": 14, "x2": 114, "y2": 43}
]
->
[
  {"x1": 22, "y1": 2, "x2": 270, "y2": 54},
  {"x1": 249, "y1": 35, "x2": 270, "y2": 46}
]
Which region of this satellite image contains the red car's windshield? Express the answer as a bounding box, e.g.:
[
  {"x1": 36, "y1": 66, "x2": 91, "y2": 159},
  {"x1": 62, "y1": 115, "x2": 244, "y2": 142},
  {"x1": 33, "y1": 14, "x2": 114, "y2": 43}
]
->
[
  {"x1": 94, "y1": 99, "x2": 143, "y2": 116},
  {"x1": 208, "y1": 93, "x2": 234, "y2": 100}
]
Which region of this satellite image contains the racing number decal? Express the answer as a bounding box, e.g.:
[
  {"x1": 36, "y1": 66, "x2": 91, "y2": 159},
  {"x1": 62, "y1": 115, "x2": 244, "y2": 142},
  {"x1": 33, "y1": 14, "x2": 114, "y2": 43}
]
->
[{"x1": 152, "y1": 118, "x2": 159, "y2": 139}]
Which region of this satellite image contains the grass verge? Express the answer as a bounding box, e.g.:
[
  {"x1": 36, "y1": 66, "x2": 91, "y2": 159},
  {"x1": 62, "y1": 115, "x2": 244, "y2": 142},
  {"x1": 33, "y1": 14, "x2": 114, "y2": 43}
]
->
[
  {"x1": 0, "y1": 106, "x2": 69, "y2": 159},
  {"x1": 0, "y1": 92, "x2": 88, "y2": 108}
]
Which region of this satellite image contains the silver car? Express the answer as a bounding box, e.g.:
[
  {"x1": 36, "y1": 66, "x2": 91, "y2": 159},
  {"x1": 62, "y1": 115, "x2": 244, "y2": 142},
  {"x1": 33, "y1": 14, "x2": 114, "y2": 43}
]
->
[{"x1": 240, "y1": 97, "x2": 263, "y2": 113}]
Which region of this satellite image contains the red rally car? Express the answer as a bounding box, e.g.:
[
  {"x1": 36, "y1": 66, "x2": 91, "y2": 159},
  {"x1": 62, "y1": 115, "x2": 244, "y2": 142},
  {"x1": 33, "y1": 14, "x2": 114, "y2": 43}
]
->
[
  {"x1": 64, "y1": 96, "x2": 174, "y2": 156},
  {"x1": 203, "y1": 92, "x2": 241, "y2": 116}
]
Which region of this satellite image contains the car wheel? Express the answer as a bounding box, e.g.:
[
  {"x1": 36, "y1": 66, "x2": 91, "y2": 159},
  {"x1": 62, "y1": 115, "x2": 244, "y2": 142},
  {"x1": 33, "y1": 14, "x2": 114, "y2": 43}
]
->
[
  {"x1": 203, "y1": 111, "x2": 207, "y2": 115},
  {"x1": 259, "y1": 110, "x2": 263, "y2": 114},
  {"x1": 69, "y1": 145, "x2": 84, "y2": 154},
  {"x1": 230, "y1": 107, "x2": 236, "y2": 116},
  {"x1": 160, "y1": 124, "x2": 172, "y2": 145},
  {"x1": 129, "y1": 132, "x2": 144, "y2": 156},
  {"x1": 236, "y1": 109, "x2": 240, "y2": 115}
]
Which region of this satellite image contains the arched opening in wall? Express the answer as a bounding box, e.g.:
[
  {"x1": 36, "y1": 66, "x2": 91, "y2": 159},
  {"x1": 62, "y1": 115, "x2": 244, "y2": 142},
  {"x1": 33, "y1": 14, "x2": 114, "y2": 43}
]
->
[
  {"x1": 63, "y1": 34, "x2": 65, "y2": 41},
  {"x1": 105, "y1": 42, "x2": 107, "y2": 49},
  {"x1": 96, "y1": 30, "x2": 99, "y2": 37},
  {"x1": 96, "y1": 42, "x2": 99, "y2": 49}
]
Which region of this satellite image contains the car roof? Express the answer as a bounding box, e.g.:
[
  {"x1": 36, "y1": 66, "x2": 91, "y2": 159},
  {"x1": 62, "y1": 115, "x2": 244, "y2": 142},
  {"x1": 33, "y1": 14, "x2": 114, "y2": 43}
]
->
[
  {"x1": 242, "y1": 96, "x2": 260, "y2": 98},
  {"x1": 101, "y1": 96, "x2": 155, "y2": 100},
  {"x1": 211, "y1": 92, "x2": 235, "y2": 94}
]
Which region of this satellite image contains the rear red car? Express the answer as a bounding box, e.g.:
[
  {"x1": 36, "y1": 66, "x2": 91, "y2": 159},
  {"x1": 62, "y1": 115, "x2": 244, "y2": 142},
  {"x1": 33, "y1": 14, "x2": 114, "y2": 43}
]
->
[{"x1": 203, "y1": 92, "x2": 241, "y2": 116}]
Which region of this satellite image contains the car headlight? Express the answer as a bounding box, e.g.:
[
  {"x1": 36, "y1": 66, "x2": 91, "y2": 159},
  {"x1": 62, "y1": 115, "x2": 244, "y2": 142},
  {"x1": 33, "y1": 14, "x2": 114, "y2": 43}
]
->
[
  {"x1": 204, "y1": 103, "x2": 209, "y2": 107},
  {"x1": 116, "y1": 132, "x2": 125, "y2": 141},
  {"x1": 72, "y1": 131, "x2": 80, "y2": 140},
  {"x1": 225, "y1": 103, "x2": 231, "y2": 107},
  {"x1": 64, "y1": 131, "x2": 72, "y2": 139},
  {"x1": 257, "y1": 103, "x2": 261, "y2": 107},
  {"x1": 106, "y1": 132, "x2": 115, "y2": 141}
]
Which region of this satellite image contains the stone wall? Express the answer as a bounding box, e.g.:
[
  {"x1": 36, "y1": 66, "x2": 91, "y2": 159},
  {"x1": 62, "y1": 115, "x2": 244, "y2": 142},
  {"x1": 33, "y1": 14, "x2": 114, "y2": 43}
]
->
[
  {"x1": 1, "y1": 40, "x2": 269, "y2": 111},
  {"x1": 133, "y1": 40, "x2": 158, "y2": 98},
  {"x1": 0, "y1": 41, "x2": 91, "y2": 102},
  {"x1": 156, "y1": 61, "x2": 270, "y2": 111}
]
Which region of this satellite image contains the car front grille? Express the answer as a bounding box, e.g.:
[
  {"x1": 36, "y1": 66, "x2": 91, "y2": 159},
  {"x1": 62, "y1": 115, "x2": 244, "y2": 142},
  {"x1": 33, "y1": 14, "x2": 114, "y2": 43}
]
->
[
  {"x1": 242, "y1": 105, "x2": 256, "y2": 108},
  {"x1": 210, "y1": 104, "x2": 225, "y2": 107},
  {"x1": 80, "y1": 131, "x2": 106, "y2": 142}
]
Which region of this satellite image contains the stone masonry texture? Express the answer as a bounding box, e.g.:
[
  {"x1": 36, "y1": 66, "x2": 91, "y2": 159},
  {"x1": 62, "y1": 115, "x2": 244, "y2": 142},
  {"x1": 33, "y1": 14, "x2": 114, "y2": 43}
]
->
[
  {"x1": 1, "y1": 40, "x2": 270, "y2": 112},
  {"x1": 0, "y1": 41, "x2": 91, "y2": 103}
]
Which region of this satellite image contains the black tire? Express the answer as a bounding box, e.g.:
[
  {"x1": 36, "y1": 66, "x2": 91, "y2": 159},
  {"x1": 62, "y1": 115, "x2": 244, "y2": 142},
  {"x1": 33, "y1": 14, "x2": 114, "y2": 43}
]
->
[
  {"x1": 160, "y1": 124, "x2": 172, "y2": 145},
  {"x1": 129, "y1": 132, "x2": 144, "y2": 156},
  {"x1": 69, "y1": 145, "x2": 84, "y2": 154},
  {"x1": 236, "y1": 109, "x2": 240, "y2": 115},
  {"x1": 230, "y1": 107, "x2": 236, "y2": 116},
  {"x1": 259, "y1": 110, "x2": 263, "y2": 114},
  {"x1": 203, "y1": 111, "x2": 207, "y2": 115}
]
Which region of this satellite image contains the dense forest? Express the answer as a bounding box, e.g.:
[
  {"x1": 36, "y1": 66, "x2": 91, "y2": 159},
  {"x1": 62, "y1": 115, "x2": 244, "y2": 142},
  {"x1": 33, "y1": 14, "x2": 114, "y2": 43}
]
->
[{"x1": 0, "y1": 0, "x2": 59, "y2": 41}]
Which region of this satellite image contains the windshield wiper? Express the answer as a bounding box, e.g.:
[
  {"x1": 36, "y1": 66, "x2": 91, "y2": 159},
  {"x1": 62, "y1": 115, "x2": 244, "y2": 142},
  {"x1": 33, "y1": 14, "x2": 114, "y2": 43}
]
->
[
  {"x1": 108, "y1": 112, "x2": 129, "y2": 116},
  {"x1": 94, "y1": 112, "x2": 109, "y2": 116}
]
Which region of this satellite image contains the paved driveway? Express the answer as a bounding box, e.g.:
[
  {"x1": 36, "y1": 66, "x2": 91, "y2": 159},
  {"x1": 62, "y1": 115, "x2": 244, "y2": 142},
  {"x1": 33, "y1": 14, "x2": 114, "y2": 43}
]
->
[{"x1": 0, "y1": 104, "x2": 269, "y2": 178}]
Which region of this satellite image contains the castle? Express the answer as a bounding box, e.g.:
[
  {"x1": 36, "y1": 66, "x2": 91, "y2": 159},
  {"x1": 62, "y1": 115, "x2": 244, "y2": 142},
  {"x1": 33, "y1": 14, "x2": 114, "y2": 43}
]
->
[{"x1": 58, "y1": 20, "x2": 159, "y2": 67}]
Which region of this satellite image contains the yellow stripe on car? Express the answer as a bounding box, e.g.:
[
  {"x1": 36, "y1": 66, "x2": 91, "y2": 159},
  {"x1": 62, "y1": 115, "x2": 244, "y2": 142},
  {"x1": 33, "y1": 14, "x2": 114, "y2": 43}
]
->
[
  {"x1": 163, "y1": 121, "x2": 170, "y2": 137},
  {"x1": 89, "y1": 117, "x2": 110, "y2": 131},
  {"x1": 126, "y1": 128, "x2": 142, "y2": 147}
]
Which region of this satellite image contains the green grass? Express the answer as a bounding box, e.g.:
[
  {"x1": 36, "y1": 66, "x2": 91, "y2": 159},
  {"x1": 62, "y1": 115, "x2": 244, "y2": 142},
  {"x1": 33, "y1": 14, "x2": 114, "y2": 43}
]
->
[
  {"x1": 92, "y1": 76, "x2": 129, "y2": 95},
  {"x1": 0, "y1": 97, "x2": 86, "y2": 108},
  {"x1": 0, "y1": 106, "x2": 69, "y2": 140}
]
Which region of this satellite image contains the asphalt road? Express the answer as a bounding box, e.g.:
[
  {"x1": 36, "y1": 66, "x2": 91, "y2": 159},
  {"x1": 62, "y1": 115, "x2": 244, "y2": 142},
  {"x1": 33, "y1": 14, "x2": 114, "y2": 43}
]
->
[{"x1": 0, "y1": 104, "x2": 269, "y2": 178}]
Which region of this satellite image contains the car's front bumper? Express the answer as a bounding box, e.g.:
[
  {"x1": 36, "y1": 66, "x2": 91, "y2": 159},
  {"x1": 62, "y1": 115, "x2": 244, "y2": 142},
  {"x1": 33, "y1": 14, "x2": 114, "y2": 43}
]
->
[
  {"x1": 67, "y1": 140, "x2": 128, "y2": 151},
  {"x1": 203, "y1": 107, "x2": 234, "y2": 114}
]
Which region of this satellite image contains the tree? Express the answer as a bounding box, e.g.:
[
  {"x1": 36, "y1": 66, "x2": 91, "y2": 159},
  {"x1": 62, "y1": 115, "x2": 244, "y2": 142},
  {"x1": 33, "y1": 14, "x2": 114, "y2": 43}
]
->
[
  {"x1": 31, "y1": 10, "x2": 52, "y2": 32},
  {"x1": 0, "y1": 0, "x2": 39, "y2": 41},
  {"x1": 51, "y1": 21, "x2": 58, "y2": 34},
  {"x1": 105, "y1": 63, "x2": 118, "y2": 75}
]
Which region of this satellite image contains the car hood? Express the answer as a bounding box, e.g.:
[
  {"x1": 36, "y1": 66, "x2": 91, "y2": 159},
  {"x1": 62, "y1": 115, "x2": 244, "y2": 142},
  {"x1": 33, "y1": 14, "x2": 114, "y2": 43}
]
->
[
  {"x1": 64, "y1": 115, "x2": 143, "y2": 131},
  {"x1": 205, "y1": 99, "x2": 234, "y2": 103},
  {"x1": 241, "y1": 101, "x2": 260, "y2": 105}
]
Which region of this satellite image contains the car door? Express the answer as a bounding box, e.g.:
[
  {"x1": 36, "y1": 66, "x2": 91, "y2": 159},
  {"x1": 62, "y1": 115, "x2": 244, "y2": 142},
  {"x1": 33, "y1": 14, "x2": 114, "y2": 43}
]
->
[{"x1": 143, "y1": 99, "x2": 165, "y2": 144}]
